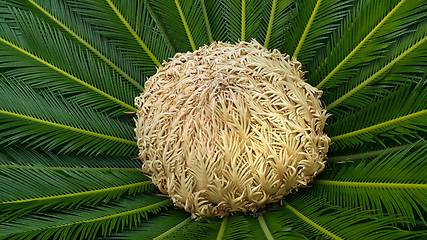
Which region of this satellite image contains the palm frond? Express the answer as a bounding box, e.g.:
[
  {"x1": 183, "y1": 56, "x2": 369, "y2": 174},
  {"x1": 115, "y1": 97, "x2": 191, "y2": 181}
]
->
[
  {"x1": 149, "y1": 0, "x2": 209, "y2": 52},
  {"x1": 312, "y1": 143, "x2": 427, "y2": 226},
  {"x1": 327, "y1": 79, "x2": 427, "y2": 148},
  {"x1": 283, "y1": 0, "x2": 351, "y2": 65},
  {"x1": 66, "y1": 0, "x2": 174, "y2": 70},
  {"x1": 203, "y1": 0, "x2": 227, "y2": 41},
  {"x1": 0, "y1": 144, "x2": 140, "y2": 170},
  {"x1": 0, "y1": 194, "x2": 172, "y2": 240},
  {"x1": 0, "y1": 79, "x2": 137, "y2": 155},
  {"x1": 0, "y1": 165, "x2": 151, "y2": 221},
  {"x1": 260, "y1": 0, "x2": 293, "y2": 50},
  {"x1": 327, "y1": 140, "x2": 427, "y2": 163},
  {"x1": 0, "y1": 6, "x2": 138, "y2": 114},
  {"x1": 310, "y1": 0, "x2": 427, "y2": 89},
  {"x1": 4, "y1": 0, "x2": 145, "y2": 91},
  {"x1": 263, "y1": 194, "x2": 426, "y2": 239},
  {"x1": 326, "y1": 20, "x2": 427, "y2": 113},
  {"x1": 222, "y1": 0, "x2": 265, "y2": 43},
  {"x1": 166, "y1": 214, "x2": 253, "y2": 240},
  {"x1": 96, "y1": 210, "x2": 191, "y2": 240}
]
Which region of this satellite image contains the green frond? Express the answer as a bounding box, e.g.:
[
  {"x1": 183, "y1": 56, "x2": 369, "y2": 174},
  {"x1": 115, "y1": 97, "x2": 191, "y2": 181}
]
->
[
  {"x1": 222, "y1": 0, "x2": 265, "y2": 43},
  {"x1": 259, "y1": 0, "x2": 293, "y2": 50},
  {"x1": 199, "y1": 0, "x2": 213, "y2": 43},
  {"x1": 46, "y1": 0, "x2": 174, "y2": 75},
  {"x1": 96, "y1": 210, "x2": 191, "y2": 240},
  {"x1": 104, "y1": 0, "x2": 161, "y2": 66},
  {"x1": 262, "y1": 0, "x2": 278, "y2": 49},
  {"x1": 328, "y1": 80, "x2": 427, "y2": 148},
  {"x1": 166, "y1": 214, "x2": 252, "y2": 240},
  {"x1": 327, "y1": 141, "x2": 427, "y2": 163},
  {"x1": 313, "y1": 143, "x2": 427, "y2": 226},
  {"x1": 65, "y1": 0, "x2": 174, "y2": 70},
  {"x1": 292, "y1": 0, "x2": 322, "y2": 58},
  {"x1": 0, "y1": 6, "x2": 139, "y2": 114},
  {"x1": 0, "y1": 79, "x2": 137, "y2": 155},
  {"x1": 0, "y1": 144, "x2": 140, "y2": 170},
  {"x1": 309, "y1": 0, "x2": 427, "y2": 89},
  {"x1": 263, "y1": 194, "x2": 426, "y2": 239},
  {"x1": 149, "y1": 0, "x2": 209, "y2": 52},
  {"x1": 0, "y1": 194, "x2": 172, "y2": 240},
  {"x1": 143, "y1": 0, "x2": 177, "y2": 55},
  {"x1": 284, "y1": 0, "x2": 351, "y2": 65},
  {"x1": 173, "y1": 0, "x2": 196, "y2": 51},
  {"x1": 326, "y1": 21, "x2": 427, "y2": 111},
  {"x1": 3, "y1": 0, "x2": 147, "y2": 89},
  {"x1": 0, "y1": 165, "x2": 151, "y2": 221},
  {"x1": 257, "y1": 216, "x2": 274, "y2": 240},
  {"x1": 28, "y1": 0, "x2": 144, "y2": 91}
]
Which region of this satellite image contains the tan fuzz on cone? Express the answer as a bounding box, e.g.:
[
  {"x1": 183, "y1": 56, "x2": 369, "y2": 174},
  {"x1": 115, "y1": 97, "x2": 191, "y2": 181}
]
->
[{"x1": 135, "y1": 40, "x2": 330, "y2": 218}]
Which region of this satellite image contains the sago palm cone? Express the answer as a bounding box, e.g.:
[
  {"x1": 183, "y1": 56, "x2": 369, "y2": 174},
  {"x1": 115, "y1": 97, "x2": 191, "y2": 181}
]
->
[{"x1": 135, "y1": 40, "x2": 331, "y2": 218}]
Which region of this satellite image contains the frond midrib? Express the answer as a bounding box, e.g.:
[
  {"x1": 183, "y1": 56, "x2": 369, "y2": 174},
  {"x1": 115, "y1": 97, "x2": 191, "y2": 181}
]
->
[
  {"x1": 0, "y1": 110, "x2": 137, "y2": 146},
  {"x1": 327, "y1": 141, "x2": 426, "y2": 162},
  {"x1": 263, "y1": 0, "x2": 278, "y2": 49},
  {"x1": 105, "y1": 0, "x2": 161, "y2": 67},
  {"x1": 292, "y1": 0, "x2": 323, "y2": 58},
  {"x1": 0, "y1": 37, "x2": 137, "y2": 112},
  {"x1": 27, "y1": 0, "x2": 144, "y2": 91},
  {"x1": 0, "y1": 180, "x2": 151, "y2": 205},
  {"x1": 174, "y1": 0, "x2": 196, "y2": 51},
  {"x1": 153, "y1": 217, "x2": 192, "y2": 240},
  {"x1": 327, "y1": 34, "x2": 427, "y2": 110},
  {"x1": 330, "y1": 108, "x2": 427, "y2": 142},
  {"x1": 316, "y1": 0, "x2": 406, "y2": 89},
  {"x1": 51, "y1": 199, "x2": 172, "y2": 229},
  {"x1": 258, "y1": 215, "x2": 274, "y2": 240},
  {"x1": 284, "y1": 201, "x2": 343, "y2": 240},
  {"x1": 0, "y1": 164, "x2": 140, "y2": 172},
  {"x1": 314, "y1": 180, "x2": 427, "y2": 189}
]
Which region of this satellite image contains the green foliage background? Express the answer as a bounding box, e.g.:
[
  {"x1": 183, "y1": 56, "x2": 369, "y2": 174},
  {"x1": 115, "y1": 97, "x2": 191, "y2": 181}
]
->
[{"x1": 0, "y1": 0, "x2": 427, "y2": 239}]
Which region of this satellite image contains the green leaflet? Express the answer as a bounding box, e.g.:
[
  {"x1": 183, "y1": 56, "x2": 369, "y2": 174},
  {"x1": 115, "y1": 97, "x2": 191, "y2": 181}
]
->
[
  {"x1": 328, "y1": 80, "x2": 427, "y2": 148},
  {"x1": 313, "y1": 143, "x2": 427, "y2": 226},
  {"x1": 0, "y1": 165, "x2": 151, "y2": 221},
  {"x1": 0, "y1": 194, "x2": 172, "y2": 240},
  {"x1": 0, "y1": 79, "x2": 137, "y2": 155}
]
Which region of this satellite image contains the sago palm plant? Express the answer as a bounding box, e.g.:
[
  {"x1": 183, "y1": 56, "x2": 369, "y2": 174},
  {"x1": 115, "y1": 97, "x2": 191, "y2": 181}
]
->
[{"x1": 0, "y1": 0, "x2": 427, "y2": 239}]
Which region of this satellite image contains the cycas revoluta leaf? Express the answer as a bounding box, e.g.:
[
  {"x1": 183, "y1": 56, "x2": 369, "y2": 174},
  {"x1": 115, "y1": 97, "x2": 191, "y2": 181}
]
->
[
  {"x1": 0, "y1": 5, "x2": 139, "y2": 115},
  {"x1": 322, "y1": 1, "x2": 427, "y2": 115},
  {"x1": 65, "y1": 0, "x2": 174, "y2": 71},
  {"x1": 0, "y1": 194, "x2": 172, "y2": 240},
  {"x1": 96, "y1": 210, "x2": 191, "y2": 240},
  {"x1": 285, "y1": 0, "x2": 352, "y2": 65},
  {"x1": 311, "y1": 0, "x2": 427, "y2": 90},
  {"x1": 259, "y1": 0, "x2": 293, "y2": 50},
  {"x1": 264, "y1": 194, "x2": 426, "y2": 240},
  {"x1": 0, "y1": 165, "x2": 151, "y2": 221},
  {"x1": 328, "y1": 79, "x2": 427, "y2": 148},
  {"x1": 313, "y1": 143, "x2": 427, "y2": 226},
  {"x1": 149, "y1": 0, "x2": 209, "y2": 52},
  {"x1": 0, "y1": 78, "x2": 137, "y2": 155},
  {"x1": 0, "y1": 144, "x2": 140, "y2": 170},
  {"x1": 6, "y1": 0, "x2": 147, "y2": 91}
]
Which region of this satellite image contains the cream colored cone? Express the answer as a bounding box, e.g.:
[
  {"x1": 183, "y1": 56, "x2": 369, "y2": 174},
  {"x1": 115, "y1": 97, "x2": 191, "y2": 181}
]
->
[{"x1": 135, "y1": 40, "x2": 330, "y2": 219}]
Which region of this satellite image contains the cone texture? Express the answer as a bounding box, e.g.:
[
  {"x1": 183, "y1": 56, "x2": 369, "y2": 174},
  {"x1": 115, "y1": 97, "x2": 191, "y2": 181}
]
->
[{"x1": 135, "y1": 40, "x2": 330, "y2": 218}]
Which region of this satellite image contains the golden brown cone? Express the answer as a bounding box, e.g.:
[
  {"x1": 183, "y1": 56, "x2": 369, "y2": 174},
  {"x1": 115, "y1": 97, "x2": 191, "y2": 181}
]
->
[{"x1": 135, "y1": 40, "x2": 330, "y2": 219}]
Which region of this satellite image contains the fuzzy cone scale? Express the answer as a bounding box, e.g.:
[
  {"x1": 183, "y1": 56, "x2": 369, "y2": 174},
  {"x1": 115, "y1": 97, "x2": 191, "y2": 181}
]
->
[{"x1": 135, "y1": 40, "x2": 331, "y2": 218}]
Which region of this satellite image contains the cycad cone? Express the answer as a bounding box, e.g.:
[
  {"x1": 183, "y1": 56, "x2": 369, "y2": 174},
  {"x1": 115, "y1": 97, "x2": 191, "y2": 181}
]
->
[{"x1": 135, "y1": 40, "x2": 330, "y2": 218}]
